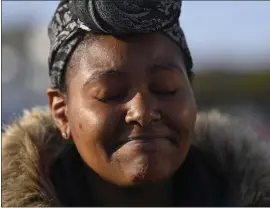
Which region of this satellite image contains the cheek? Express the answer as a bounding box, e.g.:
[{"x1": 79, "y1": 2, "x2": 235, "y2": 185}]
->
[
  {"x1": 68, "y1": 101, "x2": 124, "y2": 161},
  {"x1": 163, "y1": 91, "x2": 197, "y2": 138},
  {"x1": 162, "y1": 95, "x2": 196, "y2": 166}
]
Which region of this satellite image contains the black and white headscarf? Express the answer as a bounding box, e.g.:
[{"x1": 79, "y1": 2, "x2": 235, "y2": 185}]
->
[{"x1": 48, "y1": 0, "x2": 193, "y2": 89}]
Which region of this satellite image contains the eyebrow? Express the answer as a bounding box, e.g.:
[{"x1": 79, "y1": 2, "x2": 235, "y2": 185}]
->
[
  {"x1": 83, "y1": 69, "x2": 127, "y2": 87},
  {"x1": 150, "y1": 63, "x2": 185, "y2": 74},
  {"x1": 82, "y1": 63, "x2": 184, "y2": 87}
]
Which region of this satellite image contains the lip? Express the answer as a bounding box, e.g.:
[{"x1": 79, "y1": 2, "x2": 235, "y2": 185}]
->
[
  {"x1": 129, "y1": 134, "x2": 178, "y2": 144},
  {"x1": 113, "y1": 134, "x2": 178, "y2": 151}
]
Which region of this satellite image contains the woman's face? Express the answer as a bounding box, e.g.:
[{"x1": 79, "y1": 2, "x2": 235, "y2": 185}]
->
[{"x1": 49, "y1": 32, "x2": 196, "y2": 186}]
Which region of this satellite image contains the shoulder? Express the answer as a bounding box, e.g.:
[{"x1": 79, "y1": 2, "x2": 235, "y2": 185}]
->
[
  {"x1": 194, "y1": 110, "x2": 270, "y2": 206},
  {"x1": 2, "y1": 107, "x2": 63, "y2": 207}
]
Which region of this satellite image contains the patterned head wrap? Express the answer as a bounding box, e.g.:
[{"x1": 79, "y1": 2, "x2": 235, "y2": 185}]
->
[{"x1": 48, "y1": 0, "x2": 193, "y2": 89}]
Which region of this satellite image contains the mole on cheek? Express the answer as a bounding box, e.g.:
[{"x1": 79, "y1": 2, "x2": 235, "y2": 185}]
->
[{"x1": 79, "y1": 123, "x2": 83, "y2": 130}]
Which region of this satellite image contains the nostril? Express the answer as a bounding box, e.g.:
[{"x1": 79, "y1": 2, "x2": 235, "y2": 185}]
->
[
  {"x1": 125, "y1": 110, "x2": 161, "y2": 127},
  {"x1": 125, "y1": 92, "x2": 160, "y2": 126}
]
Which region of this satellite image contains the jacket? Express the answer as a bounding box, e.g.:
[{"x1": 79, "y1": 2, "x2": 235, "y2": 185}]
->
[{"x1": 2, "y1": 107, "x2": 270, "y2": 206}]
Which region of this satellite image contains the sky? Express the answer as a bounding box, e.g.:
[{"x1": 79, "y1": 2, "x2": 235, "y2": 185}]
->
[{"x1": 2, "y1": 1, "x2": 270, "y2": 68}]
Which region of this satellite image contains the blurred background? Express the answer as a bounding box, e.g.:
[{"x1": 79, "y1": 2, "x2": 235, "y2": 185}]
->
[{"x1": 2, "y1": 1, "x2": 270, "y2": 136}]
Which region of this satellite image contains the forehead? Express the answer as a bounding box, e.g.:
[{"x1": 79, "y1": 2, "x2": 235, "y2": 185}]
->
[{"x1": 77, "y1": 32, "x2": 185, "y2": 73}]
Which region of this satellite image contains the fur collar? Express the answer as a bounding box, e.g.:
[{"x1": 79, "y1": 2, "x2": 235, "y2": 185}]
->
[{"x1": 2, "y1": 107, "x2": 270, "y2": 206}]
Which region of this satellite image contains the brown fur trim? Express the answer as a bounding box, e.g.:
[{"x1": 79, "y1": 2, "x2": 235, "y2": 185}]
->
[{"x1": 2, "y1": 107, "x2": 63, "y2": 207}]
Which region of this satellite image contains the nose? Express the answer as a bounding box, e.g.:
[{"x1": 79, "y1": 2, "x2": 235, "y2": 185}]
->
[{"x1": 125, "y1": 92, "x2": 161, "y2": 127}]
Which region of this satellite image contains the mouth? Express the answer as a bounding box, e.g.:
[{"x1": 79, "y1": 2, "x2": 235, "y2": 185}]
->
[{"x1": 112, "y1": 134, "x2": 178, "y2": 152}]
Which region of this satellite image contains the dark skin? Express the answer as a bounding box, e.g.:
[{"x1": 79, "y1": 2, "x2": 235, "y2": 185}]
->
[{"x1": 47, "y1": 32, "x2": 197, "y2": 206}]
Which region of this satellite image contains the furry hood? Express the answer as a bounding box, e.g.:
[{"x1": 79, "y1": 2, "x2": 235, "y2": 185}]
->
[{"x1": 2, "y1": 107, "x2": 270, "y2": 207}]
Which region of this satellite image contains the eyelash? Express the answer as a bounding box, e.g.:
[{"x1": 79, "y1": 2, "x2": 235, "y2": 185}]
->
[
  {"x1": 96, "y1": 89, "x2": 177, "y2": 103},
  {"x1": 96, "y1": 93, "x2": 126, "y2": 103},
  {"x1": 152, "y1": 89, "x2": 178, "y2": 96}
]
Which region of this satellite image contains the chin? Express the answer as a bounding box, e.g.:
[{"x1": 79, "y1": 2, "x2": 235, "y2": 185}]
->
[
  {"x1": 108, "y1": 141, "x2": 186, "y2": 186},
  {"x1": 120, "y1": 155, "x2": 178, "y2": 186}
]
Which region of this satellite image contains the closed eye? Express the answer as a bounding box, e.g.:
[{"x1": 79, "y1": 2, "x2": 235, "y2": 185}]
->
[
  {"x1": 153, "y1": 89, "x2": 178, "y2": 95},
  {"x1": 95, "y1": 93, "x2": 127, "y2": 103}
]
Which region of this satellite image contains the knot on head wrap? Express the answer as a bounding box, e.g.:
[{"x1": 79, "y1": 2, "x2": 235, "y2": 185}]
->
[
  {"x1": 48, "y1": 0, "x2": 193, "y2": 89},
  {"x1": 70, "y1": 0, "x2": 181, "y2": 34}
]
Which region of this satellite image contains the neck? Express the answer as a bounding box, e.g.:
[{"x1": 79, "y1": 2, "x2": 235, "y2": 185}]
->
[{"x1": 86, "y1": 170, "x2": 174, "y2": 206}]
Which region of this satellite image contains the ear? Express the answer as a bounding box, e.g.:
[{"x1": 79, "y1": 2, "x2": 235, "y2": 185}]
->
[{"x1": 47, "y1": 88, "x2": 71, "y2": 140}]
